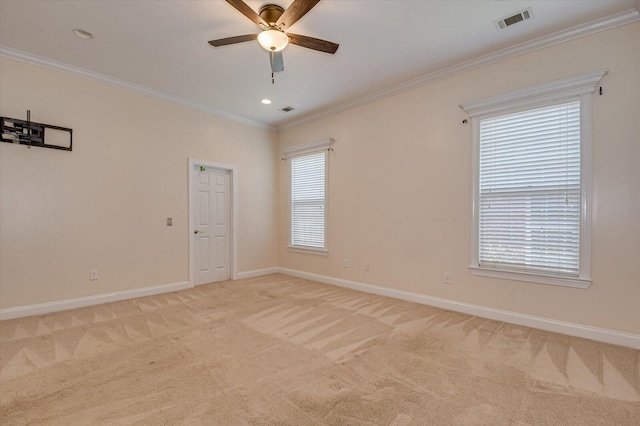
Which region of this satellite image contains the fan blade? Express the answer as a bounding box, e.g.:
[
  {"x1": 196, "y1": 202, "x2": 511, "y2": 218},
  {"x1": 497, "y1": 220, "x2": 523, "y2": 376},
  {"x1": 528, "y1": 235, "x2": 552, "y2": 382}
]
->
[
  {"x1": 288, "y1": 33, "x2": 339, "y2": 54},
  {"x1": 276, "y1": 0, "x2": 320, "y2": 29},
  {"x1": 208, "y1": 34, "x2": 257, "y2": 47},
  {"x1": 225, "y1": 0, "x2": 266, "y2": 27},
  {"x1": 270, "y1": 51, "x2": 284, "y2": 73}
]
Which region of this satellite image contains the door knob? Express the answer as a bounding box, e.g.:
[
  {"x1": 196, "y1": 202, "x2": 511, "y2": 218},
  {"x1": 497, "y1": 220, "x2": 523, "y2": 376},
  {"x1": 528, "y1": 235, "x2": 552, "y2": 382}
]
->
[{"x1": 194, "y1": 230, "x2": 200, "y2": 234}]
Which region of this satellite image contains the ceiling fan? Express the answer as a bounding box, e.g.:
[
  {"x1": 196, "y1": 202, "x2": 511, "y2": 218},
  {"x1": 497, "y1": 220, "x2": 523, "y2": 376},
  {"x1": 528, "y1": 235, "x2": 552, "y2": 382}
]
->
[{"x1": 208, "y1": 0, "x2": 339, "y2": 73}]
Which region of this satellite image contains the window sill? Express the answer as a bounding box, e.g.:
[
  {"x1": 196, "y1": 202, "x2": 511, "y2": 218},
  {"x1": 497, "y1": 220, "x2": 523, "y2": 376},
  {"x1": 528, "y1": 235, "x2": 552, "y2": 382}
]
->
[
  {"x1": 469, "y1": 266, "x2": 591, "y2": 289},
  {"x1": 288, "y1": 246, "x2": 328, "y2": 256}
]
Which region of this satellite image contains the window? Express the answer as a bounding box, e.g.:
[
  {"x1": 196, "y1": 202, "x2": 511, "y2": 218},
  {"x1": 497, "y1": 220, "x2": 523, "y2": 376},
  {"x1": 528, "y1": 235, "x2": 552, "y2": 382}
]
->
[
  {"x1": 479, "y1": 101, "x2": 581, "y2": 276},
  {"x1": 462, "y1": 71, "x2": 607, "y2": 288},
  {"x1": 283, "y1": 139, "x2": 333, "y2": 255}
]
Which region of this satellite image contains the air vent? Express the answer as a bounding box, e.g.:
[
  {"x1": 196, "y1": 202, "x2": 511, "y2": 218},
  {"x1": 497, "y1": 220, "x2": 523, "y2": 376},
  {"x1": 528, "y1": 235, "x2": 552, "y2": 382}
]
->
[
  {"x1": 281, "y1": 106, "x2": 295, "y2": 112},
  {"x1": 495, "y1": 7, "x2": 533, "y2": 30}
]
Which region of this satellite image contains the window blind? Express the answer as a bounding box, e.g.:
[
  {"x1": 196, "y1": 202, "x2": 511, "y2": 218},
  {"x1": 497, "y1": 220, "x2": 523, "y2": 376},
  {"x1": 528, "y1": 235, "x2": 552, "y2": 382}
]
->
[
  {"x1": 478, "y1": 100, "x2": 581, "y2": 276},
  {"x1": 291, "y1": 151, "x2": 326, "y2": 248}
]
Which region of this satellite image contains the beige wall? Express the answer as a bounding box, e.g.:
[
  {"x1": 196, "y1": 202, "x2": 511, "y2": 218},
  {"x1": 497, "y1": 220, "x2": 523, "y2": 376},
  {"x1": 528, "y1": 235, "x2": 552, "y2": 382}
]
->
[
  {"x1": 277, "y1": 22, "x2": 640, "y2": 334},
  {"x1": 0, "y1": 57, "x2": 278, "y2": 308},
  {"x1": 1, "y1": 22, "x2": 638, "y2": 335}
]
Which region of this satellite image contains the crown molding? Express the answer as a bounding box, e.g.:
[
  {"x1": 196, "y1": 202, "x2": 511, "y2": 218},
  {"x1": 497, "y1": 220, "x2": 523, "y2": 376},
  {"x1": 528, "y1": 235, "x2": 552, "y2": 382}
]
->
[
  {"x1": 279, "y1": 7, "x2": 640, "y2": 131},
  {"x1": 0, "y1": 46, "x2": 275, "y2": 131},
  {"x1": 2, "y1": 6, "x2": 638, "y2": 133}
]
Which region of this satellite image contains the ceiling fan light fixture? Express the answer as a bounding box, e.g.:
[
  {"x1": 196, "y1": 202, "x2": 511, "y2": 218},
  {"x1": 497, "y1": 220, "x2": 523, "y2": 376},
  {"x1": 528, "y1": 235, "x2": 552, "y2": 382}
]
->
[{"x1": 257, "y1": 29, "x2": 288, "y2": 52}]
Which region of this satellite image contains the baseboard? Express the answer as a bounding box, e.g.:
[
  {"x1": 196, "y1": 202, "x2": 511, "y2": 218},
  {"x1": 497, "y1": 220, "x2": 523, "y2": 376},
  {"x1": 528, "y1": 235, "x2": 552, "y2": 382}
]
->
[
  {"x1": 237, "y1": 267, "x2": 280, "y2": 280},
  {"x1": 0, "y1": 267, "x2": 281, "y2": 321},
  {"x1": 0, "y1": 281, "x2": 192, "y2": 321},
  {"x1": 3, "y1": 268, "x2": 637, "y2": 350},
  {"x1": 278, "y1": 268, "x2": 640, "y2": 350}
]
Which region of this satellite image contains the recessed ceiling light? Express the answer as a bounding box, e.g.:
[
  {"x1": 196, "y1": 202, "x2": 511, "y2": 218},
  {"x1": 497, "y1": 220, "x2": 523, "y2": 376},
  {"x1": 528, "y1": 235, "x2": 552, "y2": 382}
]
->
[
  {"x1": 72, "y1": 28, "x2": 94, "y2": 40},
  {"x1": 261, "y1": 99, "x2": 272, "y2": 105}
]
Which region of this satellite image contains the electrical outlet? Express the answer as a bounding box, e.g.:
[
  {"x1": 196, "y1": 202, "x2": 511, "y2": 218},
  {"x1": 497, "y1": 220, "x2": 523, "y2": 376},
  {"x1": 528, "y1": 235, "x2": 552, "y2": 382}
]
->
[
  {"x1": 364, "y1": 261, "x2": 370, "y2": 272},
  {"x1": 343, "y1": 259, "x2": 350, "y2": 268},
  {"x1": 90, "y1": 270, "x2": 99, "y2": 281},
  {"x1": 444, "y1": 273, "x2": 452, "y2": 284},
  {"x1": 166, "y1": 217, "x2": 173, "y2": 226}
]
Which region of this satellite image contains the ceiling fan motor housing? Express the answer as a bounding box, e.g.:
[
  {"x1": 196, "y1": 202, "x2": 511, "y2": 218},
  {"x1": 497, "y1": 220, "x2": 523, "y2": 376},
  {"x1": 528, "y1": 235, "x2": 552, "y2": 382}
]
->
[{"x1": 259, "y1": 4, "x2": 284, "y2": 27}]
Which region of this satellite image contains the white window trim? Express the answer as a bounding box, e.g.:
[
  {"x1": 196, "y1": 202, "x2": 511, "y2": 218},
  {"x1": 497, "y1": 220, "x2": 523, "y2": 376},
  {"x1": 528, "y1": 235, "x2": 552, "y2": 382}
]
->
[
  {"x1": 283, "y1": 138, "x2": 334, "y2": 158},
  {"x1": 284, "y1": 138, "x2": 334, "y2": 255},
  {"x1": 461, "y1": 70, "x2": 607, "y2": 288},
  {"x1": 287, "y1": 246, "x2": 329, "y2": 256}
]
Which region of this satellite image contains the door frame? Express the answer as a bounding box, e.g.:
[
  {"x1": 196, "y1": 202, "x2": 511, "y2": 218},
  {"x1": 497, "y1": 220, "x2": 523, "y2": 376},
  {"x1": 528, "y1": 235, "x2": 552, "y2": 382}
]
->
[{"x1": 188, "y1": 158, "x2": 238, "y2": 285}]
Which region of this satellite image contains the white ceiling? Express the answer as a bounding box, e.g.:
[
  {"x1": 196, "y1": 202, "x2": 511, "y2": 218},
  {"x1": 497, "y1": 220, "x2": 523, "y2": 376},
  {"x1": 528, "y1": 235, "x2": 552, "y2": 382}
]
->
[{"x1": 0, "y1": 0, "x2": 638, "y2": 129}]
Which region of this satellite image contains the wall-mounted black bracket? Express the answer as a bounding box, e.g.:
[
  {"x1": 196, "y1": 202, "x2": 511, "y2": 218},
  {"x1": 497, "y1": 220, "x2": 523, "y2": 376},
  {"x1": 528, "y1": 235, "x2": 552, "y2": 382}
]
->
[{"x1": 1, "y1": 111, "x2": 73, "y2": 151}]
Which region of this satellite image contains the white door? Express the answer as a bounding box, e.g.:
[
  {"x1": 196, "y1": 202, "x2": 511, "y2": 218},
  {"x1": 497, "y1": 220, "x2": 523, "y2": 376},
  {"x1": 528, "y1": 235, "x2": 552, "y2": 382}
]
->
[{"x1": 193, "y1": 166, "x2": 231, "y2": 285}]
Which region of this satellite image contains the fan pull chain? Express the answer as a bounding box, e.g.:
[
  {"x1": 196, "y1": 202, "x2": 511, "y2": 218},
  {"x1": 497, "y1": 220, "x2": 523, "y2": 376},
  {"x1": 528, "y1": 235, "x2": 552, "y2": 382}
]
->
[{"x1": 272, "y1": 72, "x2": 274, "y2": 85}]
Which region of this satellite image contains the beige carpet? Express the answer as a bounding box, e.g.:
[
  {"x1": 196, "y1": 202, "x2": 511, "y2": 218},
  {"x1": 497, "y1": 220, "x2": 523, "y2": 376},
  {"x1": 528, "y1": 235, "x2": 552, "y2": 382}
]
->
[{"x1": 1, "y1": 274, "x2": 638, "y2": 425}]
